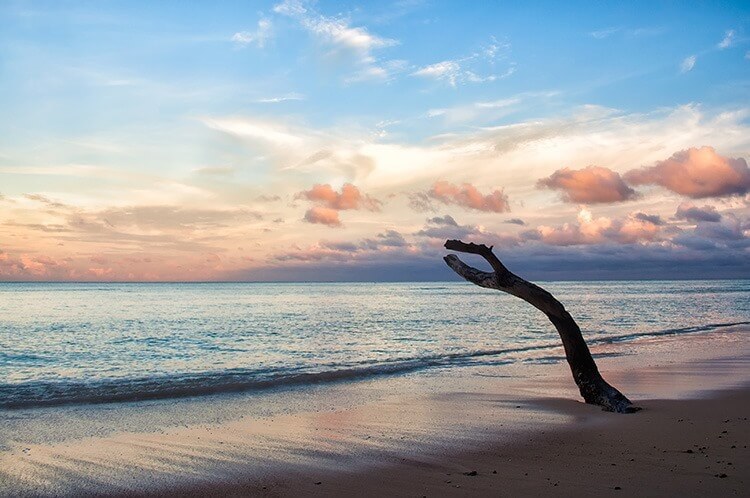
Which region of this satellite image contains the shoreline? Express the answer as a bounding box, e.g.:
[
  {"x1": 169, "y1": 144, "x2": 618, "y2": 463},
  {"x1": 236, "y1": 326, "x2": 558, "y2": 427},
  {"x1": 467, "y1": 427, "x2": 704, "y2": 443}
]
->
[
  {"x1": 1, "y1": 328, "x2": 748, "y2": 497},
  {"x1": 171, "y1": 387, "x2": 750, "y2": 497}
]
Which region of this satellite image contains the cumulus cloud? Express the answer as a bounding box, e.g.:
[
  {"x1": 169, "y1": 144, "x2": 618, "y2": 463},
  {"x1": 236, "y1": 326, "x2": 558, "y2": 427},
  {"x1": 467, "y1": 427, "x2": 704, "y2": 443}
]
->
[
  {"x1": 624, "y1": 146, "x2": 750, "y2": 198},
  {"x1": 297, "y1": 183, "x2": 381, "y2": 226},
  {"x1": 537, "y1": 166, "x2": 637, "y2": 204},
  {"x1": 303, "y1": 206, "x2": 341, "y2": 226},
  {"x1": 415, "y1": 181, "x2": 510, "y2": 213},
  {"x1": 693, "y1": 215, "x2": 746, "y2": 241},
  {"x1": 232, "y1": 19, "x2": 272, "y2": 48},
  {"x1": 296, "y1": 183, "x2": 381, "y2": 211},
  {"x1": 673, "y1": 215, "x2": 749, "y2": 251},
  {"x1": 526, "y1": 209, "x2": 664, "y2": 246},
  {"x1": 674, "y1": 202, "x2": 722, "y2": 222}
]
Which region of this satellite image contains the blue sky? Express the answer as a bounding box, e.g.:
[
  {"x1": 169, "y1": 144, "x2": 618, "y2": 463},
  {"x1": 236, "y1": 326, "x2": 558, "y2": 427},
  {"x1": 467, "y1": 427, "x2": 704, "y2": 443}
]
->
[
  {"x1": 2, "y1": 1, "x2": 747, "y2": 138},
  {"x1": 1, "y1": 0, "x2": 749, "y2": 281}
]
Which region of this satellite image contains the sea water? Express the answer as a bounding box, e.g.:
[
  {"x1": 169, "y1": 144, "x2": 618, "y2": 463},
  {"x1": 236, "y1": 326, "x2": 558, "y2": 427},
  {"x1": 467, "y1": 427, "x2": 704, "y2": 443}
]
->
[{"x1": 1, "y1": 281, "x2": 748, "y2": 409}]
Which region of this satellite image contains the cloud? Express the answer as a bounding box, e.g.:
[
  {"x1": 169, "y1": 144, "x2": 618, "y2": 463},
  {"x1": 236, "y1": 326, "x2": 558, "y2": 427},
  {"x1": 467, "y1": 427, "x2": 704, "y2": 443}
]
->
[
  {"x1": 589, "y1": 26, "x2": 665, "y2": 40},
  {"x1": 202, "y1": 105, "x2": 750, "y2": 196},
  {"x1": 505, "y1": 218, "x2": 526, "y2": 226},
  {"x1": 232, "y1": 19, "x2": 272, "y2": 48},
  {"x1": 194, "y1": 166, "x2": 235, "y2": 176},
  {"x1": 418, "y1": 181, "x2": 510, "y2": 213},
  {"x1": 296, "y1": 183, "x2": 381, "y2": 226},
  {"x1": 415, "y1": 215, "x2": 487, "y2": 240},
  {"x1": 256, "y1": 93, "x2": 305, "y2": 103},
  {"x1": 673, "y1": 214, "x2": 749, "y2": 251},
  {"x1": 202, "y1": 116, "x2": 380, "y2": 180},
  {"x1": 320, "y1": 229, "x2": 408, "y2": 252},
  {"x1": 296, "y1": 183, "x2": 382, "y2": 211},
  {"x1": 537, "y1": 166, "x2": 637, "y2": 204},
  {"x1": 23, "y1": 193, "x2": 68, "y2": 209},
  {"x1": 303, "y1": 206, "x2": 341, "y2": 226},
  {"x1": 624, "y1": 146, "x2": 750, "y2": 198},
  {"x1": 361, "y1": 229, "x2": 408, "y2": 249},
  {"x1": 680, "y1": 55, "x2": 696, "y2": 73},
  {"x1": 590, "y1": 27, "x2": 620, "y2": 39},
  {"x1": 674, "y1": 202, "x2": 722, "y2": 222},
  {"x1": 344, "y1": 59, "x2": 408, "y2": 83},
  {"x1": 632, "y1": 212, "x2": 665, "y2": 225},
  {"x1": 426, "y1": 96, "x2": 524, "y2": 124},
  {"x1": 94, "y1": 206, "x2": 263, "y2": 231},
  {"x1": 273, "y1": 229, "x2": 415, "y2": 264},
  {"x1": 526, "y1": 209, "x2": 664, "y2": 246},
  {"x1": 718, "y1": 29, "x2": 735, "y2": 49},
  {"x1": 412, "y1": 60, "x2": 462, "y2": 86},
  {"x1": 273, "y1": 0, "x2": 397, "y2": 82},
  {"x1": 693, "y1": 215, "x2": 746, "y2": 241},
  {"x1": 412, "y1": 60, "x2": 511, "y2": 87},
  {"x1": 411, "y1": 37, "x2": 513, "y2": 87}
]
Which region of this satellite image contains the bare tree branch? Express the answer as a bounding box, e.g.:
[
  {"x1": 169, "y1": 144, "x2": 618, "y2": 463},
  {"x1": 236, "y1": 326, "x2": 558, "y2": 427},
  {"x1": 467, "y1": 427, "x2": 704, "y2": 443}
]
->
[{"x1": 443, "y1": 239, "x2": 639, "y2": 413}]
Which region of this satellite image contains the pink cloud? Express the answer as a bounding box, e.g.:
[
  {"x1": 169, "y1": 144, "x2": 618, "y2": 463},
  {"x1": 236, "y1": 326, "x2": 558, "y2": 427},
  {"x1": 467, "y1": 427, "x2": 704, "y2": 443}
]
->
[
  {"x1": 530, "y1": 209, "x2": 663, "y2": 246},
  {"x1": 427, "y1": 181, "x2": 510, "y2": 212},
  {"x1": 303, "y1": 206, "x2": 342, "y2": 226},
  {"x1": 537, "y1": 166, "x2": 637, "y2": 204},
  {"x1": 625, "y1": 146, "x2": 750, "y2": 198},
  {"x1": 296, "y1": 183, "x2": 382, "y2": 211}
]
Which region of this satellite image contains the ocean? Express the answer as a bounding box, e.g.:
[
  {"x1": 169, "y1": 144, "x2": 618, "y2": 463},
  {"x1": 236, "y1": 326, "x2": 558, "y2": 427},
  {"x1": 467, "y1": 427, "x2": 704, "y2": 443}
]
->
[{"x1": 1, "y1": 280, "x2": 748, "y2": 410}]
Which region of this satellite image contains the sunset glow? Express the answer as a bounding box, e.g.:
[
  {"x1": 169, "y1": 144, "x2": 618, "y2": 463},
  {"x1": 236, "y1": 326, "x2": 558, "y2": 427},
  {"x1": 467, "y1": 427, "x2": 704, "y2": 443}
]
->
[{"x1": 1, "y1": 1, "x2": 748, "y2": 281}]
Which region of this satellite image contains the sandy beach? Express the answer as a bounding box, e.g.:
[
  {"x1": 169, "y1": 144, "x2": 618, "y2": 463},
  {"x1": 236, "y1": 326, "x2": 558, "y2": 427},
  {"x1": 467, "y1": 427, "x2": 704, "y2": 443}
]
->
[{"x1": 1, "y1": 326, "x2": 748, "y2": 497}]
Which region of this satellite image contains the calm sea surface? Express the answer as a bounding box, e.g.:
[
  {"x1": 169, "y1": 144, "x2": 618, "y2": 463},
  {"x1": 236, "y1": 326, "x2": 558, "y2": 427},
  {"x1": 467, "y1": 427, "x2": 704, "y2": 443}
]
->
[{"x1": 1, "y1": 281, "x2": 748, "y2": 409}]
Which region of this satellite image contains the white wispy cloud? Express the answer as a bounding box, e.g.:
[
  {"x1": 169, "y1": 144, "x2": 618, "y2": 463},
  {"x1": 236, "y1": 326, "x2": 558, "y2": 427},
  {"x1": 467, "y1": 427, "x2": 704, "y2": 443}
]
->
[
  {"x1": 256, "y1": 93, "x2": 306, "y2": 103},
  {"x1": 590, "y1": 26, "x2": 664, "y2": 39},
  {"x1": 411, "y1": 37, "x2": 513, "y2": 87},
  {"x1": 344, "y1": 59, "x2": 408, "y2": 84},
  {"x1": 273, "y1": 0, "x2": 398, "y2": 82},
  {"x1": 718, "y1": 29, "x2": 735, "y2": 49},
  {"x1": 412, "y1": 60, "x2": 462, "y2": 86},
  {"x1": 232, "y1": 19, "x2": 272, "y2": 48},
  {"x1": 590, "y1": 27, "x2": 620, "y2": 39},
  {"x1": 680, "y1": 55, "x2": 696, "y2": 73}
]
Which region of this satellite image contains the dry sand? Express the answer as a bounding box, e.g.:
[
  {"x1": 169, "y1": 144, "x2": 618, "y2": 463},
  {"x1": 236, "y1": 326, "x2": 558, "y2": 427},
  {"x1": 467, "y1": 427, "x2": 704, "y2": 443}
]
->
[{"x1": 1, "y1": 327, "x2": 748, "y2": 497}]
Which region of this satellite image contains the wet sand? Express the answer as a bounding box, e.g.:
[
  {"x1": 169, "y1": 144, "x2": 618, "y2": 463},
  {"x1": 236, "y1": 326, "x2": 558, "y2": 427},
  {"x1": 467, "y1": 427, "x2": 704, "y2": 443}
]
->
[
  {"x1": 179, "y1": 389, "x2": 750, "y2": 497},
  {"x1": 1, "y1": 327, "x2": 748, "y2": 497}
]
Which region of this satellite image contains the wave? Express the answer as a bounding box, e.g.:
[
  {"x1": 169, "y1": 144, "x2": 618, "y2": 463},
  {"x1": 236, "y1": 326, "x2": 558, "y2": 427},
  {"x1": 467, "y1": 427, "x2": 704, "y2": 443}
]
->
[{"x1": 1, "y1": 321, "x2": 747, "y2": 410}]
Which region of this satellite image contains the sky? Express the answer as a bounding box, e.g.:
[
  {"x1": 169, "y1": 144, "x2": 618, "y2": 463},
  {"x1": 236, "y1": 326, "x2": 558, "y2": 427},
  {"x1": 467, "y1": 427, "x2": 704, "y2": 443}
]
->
[{"x1": 1, "y1": 0, "x2": 749, "y2": 281}]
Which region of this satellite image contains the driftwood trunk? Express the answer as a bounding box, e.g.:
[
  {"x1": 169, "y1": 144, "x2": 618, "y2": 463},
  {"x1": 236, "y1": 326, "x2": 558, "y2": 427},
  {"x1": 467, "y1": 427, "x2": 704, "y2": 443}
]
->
[{"x1": 443, "y1": 239, "x2": 639, "y2": 413}]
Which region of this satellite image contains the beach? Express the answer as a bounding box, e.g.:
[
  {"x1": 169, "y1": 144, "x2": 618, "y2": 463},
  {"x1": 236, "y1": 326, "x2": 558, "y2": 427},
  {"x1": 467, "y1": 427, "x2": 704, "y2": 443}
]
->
[
  {"x1": 1, "y1": 323, "x2": 748, "y2": 497},
  {"x1": 3, "y1": 0, "x2": 750, "y2": 495}
]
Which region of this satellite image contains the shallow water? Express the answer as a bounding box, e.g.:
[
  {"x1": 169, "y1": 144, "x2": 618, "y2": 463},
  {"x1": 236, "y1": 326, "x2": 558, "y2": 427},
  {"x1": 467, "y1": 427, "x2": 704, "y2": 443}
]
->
[{"x1": 1, "y1": 280, "x2": 748, "y2": 408}]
